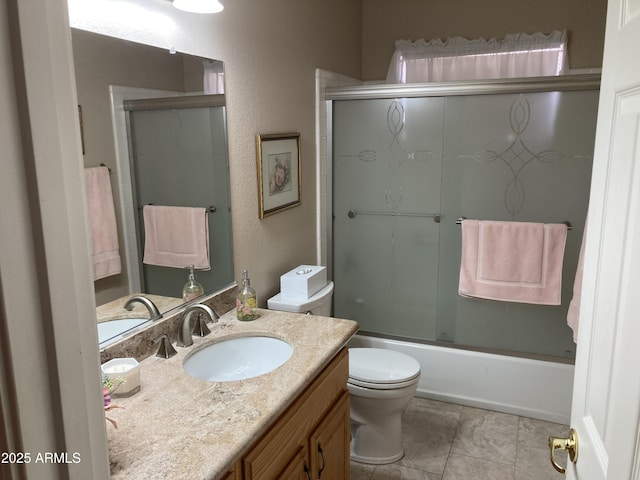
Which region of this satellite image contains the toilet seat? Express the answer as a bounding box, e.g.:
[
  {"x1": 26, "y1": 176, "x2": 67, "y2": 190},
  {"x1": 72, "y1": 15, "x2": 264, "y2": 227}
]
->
[{"x1": 348, "y1": 348, "x2": 420, "y2": 390}]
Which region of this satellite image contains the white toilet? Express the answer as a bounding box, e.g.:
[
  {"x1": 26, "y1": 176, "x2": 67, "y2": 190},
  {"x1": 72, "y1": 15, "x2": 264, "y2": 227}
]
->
[
  {"x1": 347, "y1": 348, "x2": 420, "y2": 464},
  {"x1": 267, "y1": 269, "x2": 422, "y2": 465}
]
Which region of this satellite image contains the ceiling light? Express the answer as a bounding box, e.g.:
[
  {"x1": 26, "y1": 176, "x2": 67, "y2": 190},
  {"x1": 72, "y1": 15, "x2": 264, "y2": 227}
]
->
[{"x1": 172, "y1": 0, "x2": 224, "y2": 14}]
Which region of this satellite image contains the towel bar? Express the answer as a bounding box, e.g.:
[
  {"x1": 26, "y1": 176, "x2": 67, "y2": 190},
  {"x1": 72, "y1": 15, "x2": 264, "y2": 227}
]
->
[
  {"x1": 99, "y1": 163, "x2": 112, "y2": 174},
  {"x1": 348, "y1": 209, "x2": 441, "y2": 223},
  {"x1": 455, "y1": 217, "x2": 572, "y2": 230},
  {"x1": 140, "y1": 204, "x2": 217, "y2": 213}
]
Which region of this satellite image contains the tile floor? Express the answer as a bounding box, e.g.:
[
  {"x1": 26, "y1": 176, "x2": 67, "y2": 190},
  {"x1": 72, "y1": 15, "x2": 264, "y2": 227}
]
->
[{"x1": 350, "y1": 397, "x2": 569, "y2": 480}]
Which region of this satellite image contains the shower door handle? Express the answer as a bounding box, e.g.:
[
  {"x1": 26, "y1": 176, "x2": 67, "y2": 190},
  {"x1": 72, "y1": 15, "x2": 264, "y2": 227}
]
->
[{"x1": 548, "y1": 428, "x2": 578, "y2": 473}]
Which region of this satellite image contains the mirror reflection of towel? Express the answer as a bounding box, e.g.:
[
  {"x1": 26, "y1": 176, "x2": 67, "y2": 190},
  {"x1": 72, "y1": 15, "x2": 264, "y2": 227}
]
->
[
  {"x1": 84, "y1": 167, "x2": 121, "y2": 281},
  {"x1": 458, "y1": 220, "x2": 567, "y2": 305},
  {"x1": 142, "y1": 205, "x2": 210, "y2": 270}
]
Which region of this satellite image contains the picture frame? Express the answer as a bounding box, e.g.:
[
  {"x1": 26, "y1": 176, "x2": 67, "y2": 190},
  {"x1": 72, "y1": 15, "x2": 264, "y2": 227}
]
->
[{"x1": 256, "y1": 132, "x2": 301, "y2": 218}]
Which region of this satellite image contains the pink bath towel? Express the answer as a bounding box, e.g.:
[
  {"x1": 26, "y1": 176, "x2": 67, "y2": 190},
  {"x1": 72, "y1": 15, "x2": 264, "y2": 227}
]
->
[
  {"x1": 458, "y1": 220, "x2": 568, "y2": 305},
  {"x1": 143, "y1": 205, "x2": 210, "y2": 270},
  {"x1": 84, "y1": 167, "x2": 121, "y2": 281},
  {"x1": 566, "y1": 217, "x2": 587, "y2": 343}
]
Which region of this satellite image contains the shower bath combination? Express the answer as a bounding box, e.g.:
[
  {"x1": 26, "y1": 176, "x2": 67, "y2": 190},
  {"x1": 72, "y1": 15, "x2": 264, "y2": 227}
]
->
[{"x1": 330, "y1": 76, "x2": 599, "y2": 362}]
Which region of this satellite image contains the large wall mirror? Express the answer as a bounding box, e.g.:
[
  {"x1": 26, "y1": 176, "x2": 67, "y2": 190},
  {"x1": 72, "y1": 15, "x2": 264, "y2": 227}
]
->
[{"x1": 71, "y1": 28, "x2": 234, "y2": 348}]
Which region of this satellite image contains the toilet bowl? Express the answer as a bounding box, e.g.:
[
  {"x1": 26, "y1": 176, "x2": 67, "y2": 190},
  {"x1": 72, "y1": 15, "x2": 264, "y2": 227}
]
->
[
  {"x1": 348, "y1": 347, "x2": 420, "y2": 464},
  {"x1": 267, "y1": 266, "x2": 421, "y2": 464}
]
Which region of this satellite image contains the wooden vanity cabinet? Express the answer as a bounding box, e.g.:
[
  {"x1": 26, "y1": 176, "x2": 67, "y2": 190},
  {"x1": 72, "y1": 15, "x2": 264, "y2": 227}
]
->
[{"x1": 240, "y1": 348, "x2": 350, "y2": 480}]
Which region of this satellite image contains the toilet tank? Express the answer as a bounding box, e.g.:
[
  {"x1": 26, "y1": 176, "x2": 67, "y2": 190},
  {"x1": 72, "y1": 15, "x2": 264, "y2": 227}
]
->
[{"x1": 267, "y1": 282, "x2": 334, "y2": 316}]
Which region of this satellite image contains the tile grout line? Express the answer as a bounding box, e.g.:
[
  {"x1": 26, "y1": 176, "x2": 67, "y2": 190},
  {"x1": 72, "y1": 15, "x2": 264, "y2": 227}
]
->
[{"x1": 440, "y1": 403, "x2": 464, "y2": 478}]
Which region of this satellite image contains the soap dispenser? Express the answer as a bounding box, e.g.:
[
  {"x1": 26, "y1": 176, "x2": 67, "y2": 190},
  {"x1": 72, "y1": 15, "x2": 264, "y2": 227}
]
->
[
  {"x1": 236, "y1": 269, "x2": 259, "y2": 321},
  {"x1": 182, "y1": 264, "x2": 204, "y2": 301}
]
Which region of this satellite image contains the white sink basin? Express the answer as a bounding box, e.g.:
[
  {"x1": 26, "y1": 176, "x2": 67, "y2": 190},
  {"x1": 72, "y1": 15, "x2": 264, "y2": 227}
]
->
[{"x1": 183, "y1": 335, "x2": 293, "y2": 382}]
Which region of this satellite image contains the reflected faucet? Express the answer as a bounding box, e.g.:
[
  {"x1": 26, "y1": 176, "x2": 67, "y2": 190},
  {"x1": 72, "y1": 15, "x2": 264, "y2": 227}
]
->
[
  {"x1": 177, "y1": 304, "x2": 219, "y2": 347},
  {"x1": 124, "y1": 295, "x2": 162, "y2": 320}
]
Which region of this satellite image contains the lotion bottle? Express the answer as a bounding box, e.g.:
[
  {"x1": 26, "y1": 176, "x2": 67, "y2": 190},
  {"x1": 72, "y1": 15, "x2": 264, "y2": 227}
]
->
[
  {"x1": 236, "y1": 270, "x2": 259, "y2": 321},
  {"x1": 182, "y1": 264, "x2": 204, "y2": 301}
]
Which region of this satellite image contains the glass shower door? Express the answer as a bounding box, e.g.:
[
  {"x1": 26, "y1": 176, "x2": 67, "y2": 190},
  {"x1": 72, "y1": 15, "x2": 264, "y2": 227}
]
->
[
  {"x1": 435, "y1": 91, "x2": 597, "y2": 356},
  {"x1": 331, "y1": 86, "x2": 598, "y2": 358},
  {"x1": 332, "y1": 97, "x2": 444, "y2": 339}
]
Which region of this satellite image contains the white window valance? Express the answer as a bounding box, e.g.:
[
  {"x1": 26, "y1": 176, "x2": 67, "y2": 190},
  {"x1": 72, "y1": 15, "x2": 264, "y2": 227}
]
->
[{"x1": 386, "y1": 31, "x2": 568, "y2": 84}]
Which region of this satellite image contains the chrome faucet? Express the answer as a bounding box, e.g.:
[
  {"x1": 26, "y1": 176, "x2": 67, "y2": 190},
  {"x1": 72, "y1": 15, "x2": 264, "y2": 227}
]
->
[
  {"x1": 124, "y1": 295, "x2": 162, "y2": 320},
  {"x1": 177, "y1": 304, "x2": 219, "y2": 347}
]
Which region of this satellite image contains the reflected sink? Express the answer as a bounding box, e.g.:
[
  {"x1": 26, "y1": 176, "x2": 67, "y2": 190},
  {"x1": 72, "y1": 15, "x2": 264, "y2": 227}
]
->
[
  {"x1": 183, "y1": 336, "x2": 293, "y2": 382},
  {"x1": 98, "y1": 318, "x2": 149, "y2": 346}
]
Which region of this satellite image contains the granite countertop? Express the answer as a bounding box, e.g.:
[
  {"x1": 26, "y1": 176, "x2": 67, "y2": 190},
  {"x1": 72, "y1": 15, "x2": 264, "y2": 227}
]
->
[{"x1": 105, "y1": 308, "x2": 358, "y2": 480}]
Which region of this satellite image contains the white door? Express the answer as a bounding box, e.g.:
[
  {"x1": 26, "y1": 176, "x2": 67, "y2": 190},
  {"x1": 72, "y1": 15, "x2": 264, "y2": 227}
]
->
[{"x1": 559, "y1": 0, "x2": 640, "y2": 478}]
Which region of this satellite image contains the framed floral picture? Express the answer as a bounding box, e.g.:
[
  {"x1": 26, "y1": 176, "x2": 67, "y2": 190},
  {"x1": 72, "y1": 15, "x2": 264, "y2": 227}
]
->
[{"x1": 256, "y1": 132, "x2": 301, "y2": 218}]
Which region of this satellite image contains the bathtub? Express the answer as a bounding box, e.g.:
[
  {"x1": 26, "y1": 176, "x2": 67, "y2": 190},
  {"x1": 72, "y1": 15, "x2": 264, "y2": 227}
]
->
[{"x1": 348, "y1": 334, "x2": 574, "y2": 425}]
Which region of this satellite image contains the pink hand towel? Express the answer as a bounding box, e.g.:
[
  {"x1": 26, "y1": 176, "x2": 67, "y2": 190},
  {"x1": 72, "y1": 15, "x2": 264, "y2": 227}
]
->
[
  {"x1": 143, "y1": 205, "x2": 210, "y2": 270},
  {"x1": 84, "y1": 167, "x2": 121, "y2": 281},
  {"x1": 458, "y1": 220, "x2": 568, "y2": 305}
]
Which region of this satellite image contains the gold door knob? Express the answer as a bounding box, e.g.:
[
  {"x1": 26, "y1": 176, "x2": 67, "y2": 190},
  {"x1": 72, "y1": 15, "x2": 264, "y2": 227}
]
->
[{"x1": 548, "y1": 428, "x2": 578, "y2": 474}]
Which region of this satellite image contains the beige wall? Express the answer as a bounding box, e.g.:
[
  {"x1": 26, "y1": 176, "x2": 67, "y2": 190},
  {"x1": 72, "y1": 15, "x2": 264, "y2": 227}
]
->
[
  {"x1": 219, "y1": 0, "x2": 362, "y2": 304},
  {"x1": 70, "y1": 0, "x2": 362, "y2": 306},
  {"x1": 362, "y1": 0, "x2": 607, "y2": 81}
]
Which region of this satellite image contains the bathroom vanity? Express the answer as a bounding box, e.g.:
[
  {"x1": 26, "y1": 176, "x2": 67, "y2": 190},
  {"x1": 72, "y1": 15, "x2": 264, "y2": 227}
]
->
[{"x1": 105, "y1": 309, "x2": 357, "y2": 479}]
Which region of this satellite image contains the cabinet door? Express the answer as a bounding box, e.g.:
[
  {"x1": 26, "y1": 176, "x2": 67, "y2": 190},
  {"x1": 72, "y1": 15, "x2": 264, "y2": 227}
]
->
[
  {"x1": 309, "y1": 392, "x2": 350, "y2": 480},
  {"x1": 242, "y1": 349, "x2": 349, "y2": 479},
  {"x1": 277, "y1": 445, "x2": 312, "y2": 480}
]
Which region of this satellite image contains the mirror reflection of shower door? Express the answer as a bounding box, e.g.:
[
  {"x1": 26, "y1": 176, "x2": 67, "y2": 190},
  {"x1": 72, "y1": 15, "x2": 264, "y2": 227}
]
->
[{"x1": 126, "y1": 99, "x2": 233, "y2": 299}]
